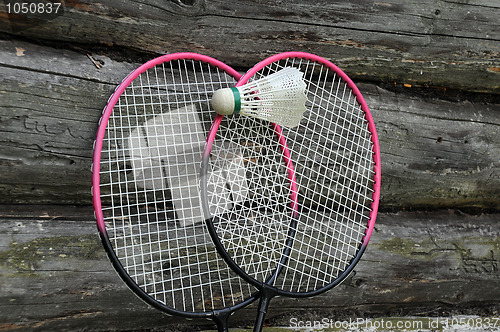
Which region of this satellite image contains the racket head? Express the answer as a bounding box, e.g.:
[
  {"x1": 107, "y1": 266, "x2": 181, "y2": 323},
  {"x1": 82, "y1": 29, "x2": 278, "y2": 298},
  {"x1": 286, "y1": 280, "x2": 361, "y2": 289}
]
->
[
  {"x1": 92, "y1": 53, "x2": 258, "y2": 319},
  {"x1": 201, "y1": 52, "x2": 381, "y2": 298}
]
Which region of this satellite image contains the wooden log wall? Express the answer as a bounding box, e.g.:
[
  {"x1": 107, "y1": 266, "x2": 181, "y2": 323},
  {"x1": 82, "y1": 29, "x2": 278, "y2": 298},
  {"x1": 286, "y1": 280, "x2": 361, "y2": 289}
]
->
[
  {"x1": 1, "y1": 207, "x2": 499, "y2": 331},
  {"x1": 0, "y1": 0, "x2": 499, "y2": 208},
  {"x1": 1, "y1": 0, "x2": 499, "y2": 93},
  {"x1": 0, "y1": 0, "x2": 499, "y2": 330},
  {"x1": 0, "y1": 38, "x2": 498, "y2": 208}
]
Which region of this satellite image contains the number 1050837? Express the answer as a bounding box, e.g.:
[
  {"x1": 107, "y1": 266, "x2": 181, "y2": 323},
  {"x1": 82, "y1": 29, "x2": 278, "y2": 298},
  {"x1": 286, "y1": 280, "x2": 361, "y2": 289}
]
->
[{"x1": 6, "y1": 2, "x2": 62, "y2": 15}]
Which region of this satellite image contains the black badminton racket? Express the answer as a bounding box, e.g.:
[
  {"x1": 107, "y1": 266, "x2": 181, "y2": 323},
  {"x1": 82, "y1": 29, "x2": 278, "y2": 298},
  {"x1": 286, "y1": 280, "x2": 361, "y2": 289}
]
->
[{"x1": 201, "y1": 52, "x2": 381, "y2": 331}]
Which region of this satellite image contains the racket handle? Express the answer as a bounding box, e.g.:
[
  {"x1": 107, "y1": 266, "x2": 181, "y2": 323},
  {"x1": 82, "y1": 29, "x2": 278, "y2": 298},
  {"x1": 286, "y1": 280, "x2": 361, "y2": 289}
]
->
[
  {"x1": 253, "y1": 287, "x2": 276, "y2": 332},
  {"x1": 213, "y1": 307, "x2": 232, "y2": 332}
]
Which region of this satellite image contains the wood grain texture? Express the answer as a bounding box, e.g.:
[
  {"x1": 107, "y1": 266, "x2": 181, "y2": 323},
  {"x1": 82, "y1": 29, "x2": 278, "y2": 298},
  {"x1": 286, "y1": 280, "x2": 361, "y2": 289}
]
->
[
  {"x1": 1, "y1": 39, "x2": 498, "y2": 208},
  {"x1": 1, "y1": 206, "x2": 499, "y2": 331},
  {"x1": 0, "y1": 0, "x2": 499, "y2": 93},
  {"x1": 1, "y1": 2, "x2": 499, "y2": 331}
]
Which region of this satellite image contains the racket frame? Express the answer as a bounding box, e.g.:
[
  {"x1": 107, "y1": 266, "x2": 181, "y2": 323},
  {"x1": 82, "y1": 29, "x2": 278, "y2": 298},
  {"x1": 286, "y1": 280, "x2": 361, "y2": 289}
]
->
[
  {"x1": 91, "y1": 52, "x2": 259, "y2": 324},
  {"x1": 201, "y1": 51, "x2": 381, "y2": 299}
]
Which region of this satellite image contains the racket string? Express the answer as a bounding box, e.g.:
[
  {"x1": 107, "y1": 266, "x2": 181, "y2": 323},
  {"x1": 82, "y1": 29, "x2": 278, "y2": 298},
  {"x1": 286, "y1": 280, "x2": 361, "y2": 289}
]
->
[{"x1": 208, "y1": 115, "x2": 292, "y2": 283}]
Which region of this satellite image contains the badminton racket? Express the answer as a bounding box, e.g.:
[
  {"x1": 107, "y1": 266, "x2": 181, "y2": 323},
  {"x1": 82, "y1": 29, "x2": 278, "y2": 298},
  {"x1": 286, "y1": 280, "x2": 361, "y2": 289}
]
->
[
  {"x1": 201, "y1": 52, "x2": 381, "y2": 331},
  {"x1": 92, "y1": 53, "x2": 259, "y2": 332}
]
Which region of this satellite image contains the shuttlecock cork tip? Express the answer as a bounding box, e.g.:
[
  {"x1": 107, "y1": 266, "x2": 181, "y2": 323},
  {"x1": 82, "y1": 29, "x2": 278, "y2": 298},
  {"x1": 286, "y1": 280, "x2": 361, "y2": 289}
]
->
[{"x1": 212, "y1": 88, "x2": 239, "y2": 115}]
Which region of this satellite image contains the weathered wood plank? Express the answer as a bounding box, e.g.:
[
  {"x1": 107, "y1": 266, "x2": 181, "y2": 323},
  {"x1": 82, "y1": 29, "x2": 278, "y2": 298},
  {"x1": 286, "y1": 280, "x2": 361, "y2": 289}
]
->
[
  {"x1": 1, "y1": 39, "x2": 498, "y2": 208},
  {"x1": 1, "y1": 206, "x2": 499, "y2": 331},
  {"x1": 362, "y1": 83, "x2": 500, "y2": 209},
  {"x1": 1, "y1": 0, "x2": 499, "y2": 93}
]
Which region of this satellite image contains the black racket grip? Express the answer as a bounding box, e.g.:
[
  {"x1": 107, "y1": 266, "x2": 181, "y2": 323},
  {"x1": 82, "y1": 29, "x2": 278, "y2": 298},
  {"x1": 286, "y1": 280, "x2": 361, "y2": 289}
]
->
[{"x1": 253, "y1": 286, "x2": 276, "y2": 332}]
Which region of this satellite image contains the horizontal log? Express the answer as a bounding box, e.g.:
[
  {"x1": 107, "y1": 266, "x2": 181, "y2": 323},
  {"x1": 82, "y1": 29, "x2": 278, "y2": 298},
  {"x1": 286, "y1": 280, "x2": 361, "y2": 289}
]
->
[
  {"x1": 1, "y1": 206, "x2": 499, "y2": 331},
  {"x1": 0, "y1": 0, "x2": 499, "y2": 93},
  {"x1": 0, "y1": 39, "x2": 499, "y2": 208}
]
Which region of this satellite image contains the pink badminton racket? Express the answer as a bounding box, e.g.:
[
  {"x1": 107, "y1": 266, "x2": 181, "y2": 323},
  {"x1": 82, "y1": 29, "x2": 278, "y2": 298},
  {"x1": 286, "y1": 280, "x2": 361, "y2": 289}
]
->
[
  {"x1": 201, "y1": 52, "x2": 381, "y2": 331},
  {"x1": 92, "y1": 53, "x2": 259, "y2": 332}
]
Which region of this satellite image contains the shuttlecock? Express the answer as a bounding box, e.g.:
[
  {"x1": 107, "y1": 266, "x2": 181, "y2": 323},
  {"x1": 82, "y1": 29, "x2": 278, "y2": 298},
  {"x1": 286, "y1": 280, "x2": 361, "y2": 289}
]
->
[{"x1": 211, "y1": 67, "x2": 307, "y2": 128}]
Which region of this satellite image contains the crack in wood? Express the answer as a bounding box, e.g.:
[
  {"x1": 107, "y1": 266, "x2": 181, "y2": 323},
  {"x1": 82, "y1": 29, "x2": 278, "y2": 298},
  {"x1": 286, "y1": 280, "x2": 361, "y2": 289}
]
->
[
  {"x1": 201, "y1": 7, "x2": 500, "y2": 42},
  {"x1": 441, "y1": 0, "x2": 500, "y2": 10},
  {"x1": 0, "y1": 63, "x2": 116, "y2": 86}
]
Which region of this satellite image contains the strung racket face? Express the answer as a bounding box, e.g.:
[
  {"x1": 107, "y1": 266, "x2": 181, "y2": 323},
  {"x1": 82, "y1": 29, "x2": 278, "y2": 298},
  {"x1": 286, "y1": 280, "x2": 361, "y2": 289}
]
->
[
  {"x1": 202, "y1": 52, "x2": 381, "y2": 297},
  {"x1": 92, "y1": 53, "x2": 257, "y2": 321}
]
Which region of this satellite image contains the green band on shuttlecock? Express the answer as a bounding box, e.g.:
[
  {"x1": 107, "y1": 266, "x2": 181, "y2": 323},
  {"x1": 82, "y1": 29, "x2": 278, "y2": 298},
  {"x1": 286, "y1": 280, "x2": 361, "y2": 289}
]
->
[{"x1": 230, "y1": 87, "x2": 241, "y2": 114}]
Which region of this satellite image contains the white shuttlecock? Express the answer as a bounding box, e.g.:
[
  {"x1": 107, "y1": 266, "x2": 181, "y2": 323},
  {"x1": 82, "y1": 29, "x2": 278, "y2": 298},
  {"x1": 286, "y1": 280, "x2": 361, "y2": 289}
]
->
[{"x1": 211, "y1": 67, "x2": 307, "y2": 128}]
